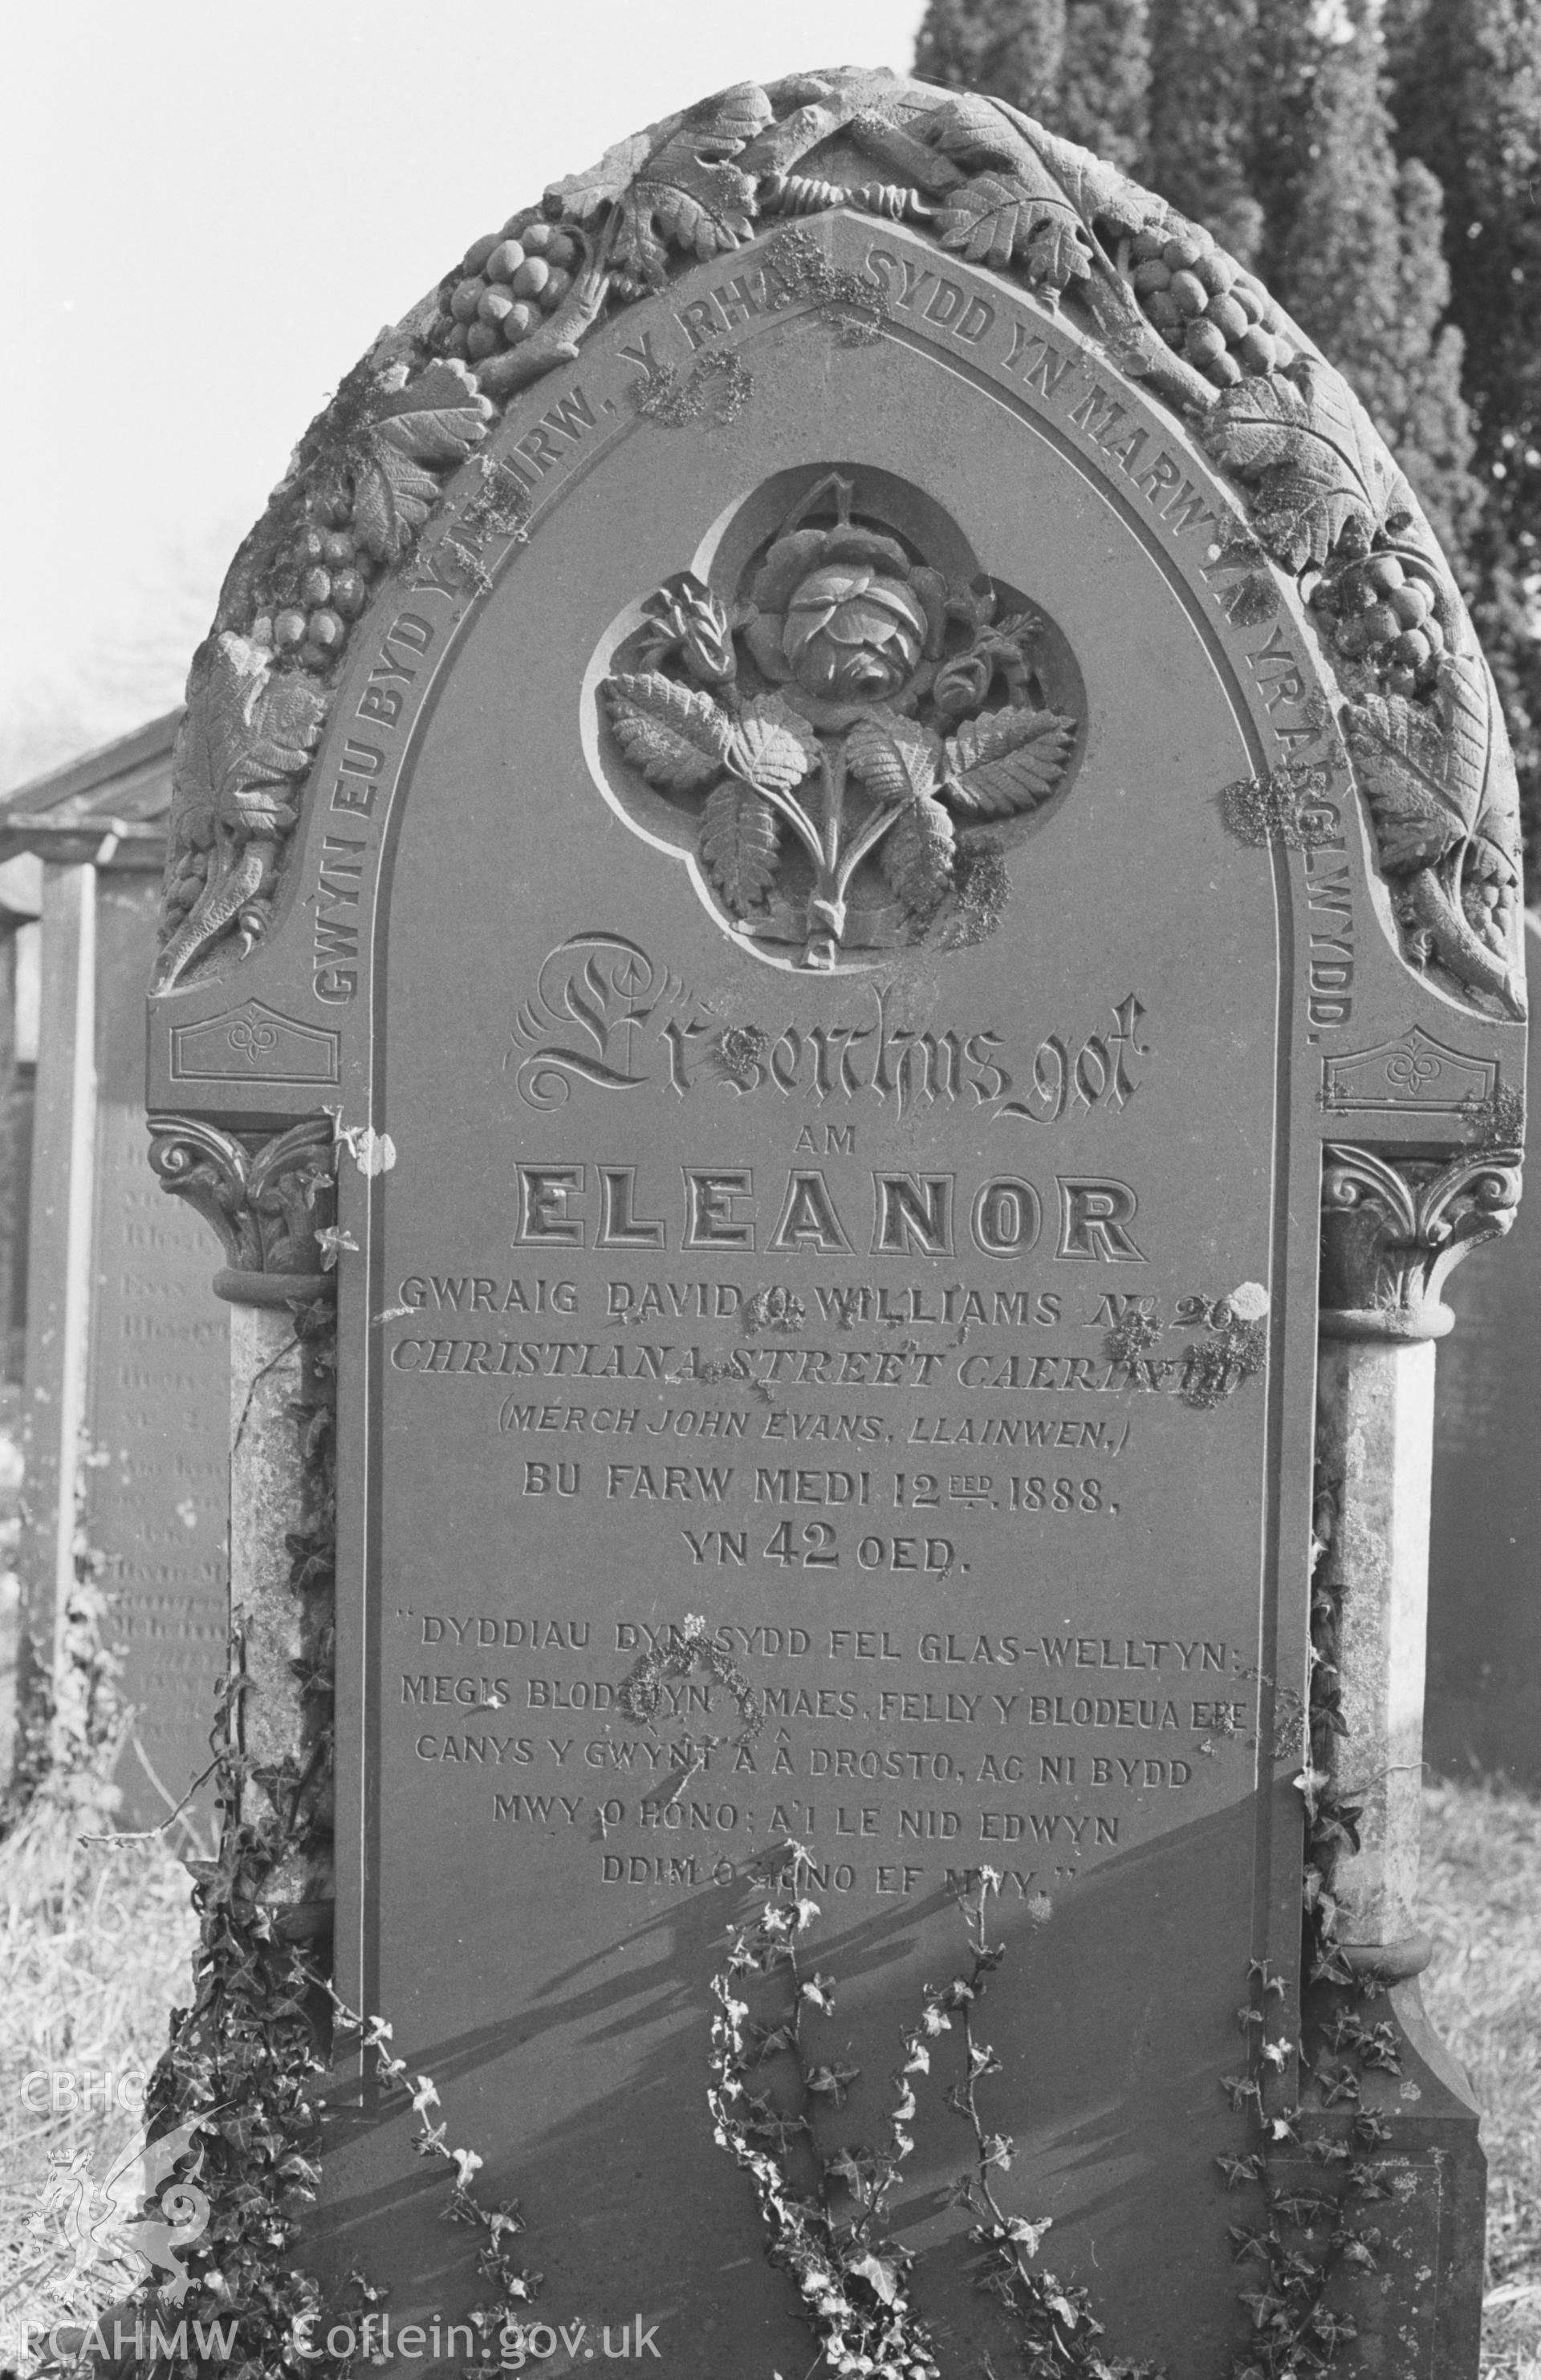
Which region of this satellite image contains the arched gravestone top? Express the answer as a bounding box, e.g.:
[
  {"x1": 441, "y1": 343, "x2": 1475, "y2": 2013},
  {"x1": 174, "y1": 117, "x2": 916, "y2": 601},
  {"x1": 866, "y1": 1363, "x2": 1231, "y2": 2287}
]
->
[
  {"x1": 145, "y1": 64, "x2": 1525, "y2": 2380},
  {"x1": 144, "y1": 63, "x2": 1527, "y2": 1038}
]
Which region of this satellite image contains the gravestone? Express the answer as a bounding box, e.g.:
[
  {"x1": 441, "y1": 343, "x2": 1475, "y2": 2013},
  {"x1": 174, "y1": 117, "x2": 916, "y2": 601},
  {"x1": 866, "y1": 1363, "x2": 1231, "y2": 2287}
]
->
[
  {"x1": 0, "y1": 721, "x2": 229, "y2": 1828},
  {"x1": 146, "y1": 68, "x2": 1526, "y2": 2377}
]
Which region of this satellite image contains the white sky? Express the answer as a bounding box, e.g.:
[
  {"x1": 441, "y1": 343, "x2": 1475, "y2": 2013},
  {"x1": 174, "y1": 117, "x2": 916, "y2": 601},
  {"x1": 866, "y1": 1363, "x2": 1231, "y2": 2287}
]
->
[{"x1": 0, "y1": 0, "x2": 927, "y2": 788}]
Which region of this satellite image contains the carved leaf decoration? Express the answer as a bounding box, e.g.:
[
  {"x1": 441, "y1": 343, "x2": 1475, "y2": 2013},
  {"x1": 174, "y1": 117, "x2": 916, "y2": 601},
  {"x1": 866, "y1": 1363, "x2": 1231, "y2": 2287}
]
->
[
  {"x1": 612, "y1": 85, "x2": 772, "y2": 286},
  {"x1": 1469, "y1": 660, "x2": 1523, "y2": 871},
  {"x1": 925, "y1": 91, "x2": 1043, "y2": 172},
  {"x1": 700, "y1": 781, "x2": 781, "y2": 914},
  {"x1": 941, "y1": 705, "x2": 1076, "y2": 818},
  {"x1": 844, "y1": 713, "x2": 942, "y2": 806},
  {"x1": 881, "y1": 794, "x2": 956, "y2": 917},
  {"x1": 1026, "y1": 214, "x2": 1096, "y2": 287},
  {"x1": 605, "y1": 672, "x2": 734, "y2": 791},
  {"x1": 1202, "y1": 359, "x2": 1395, "y2": 568},
  {"x1": 936, "y1": 175, "x2": 1092, "y2": 284},
  {"x1": 172, "y1": 634, "x2": 327, "y2": 849},
  {"x1": 545, "y1": 120, "x2": 679, "y2": 221},
  {"x1": 927, "y1": 92, "x2": 1147, "y2": 244},
  {"x1": 1429, "y1": 646, "x2": 1494, "y2": 839},
  {"x1": 1012, "y1": 116, "x2": 1153, "y2": 242},
  {"x1": 1342, "y1": 693, "x2": 1467, "y2": 872},
  {"x1": 726, "y1": 697, "x2": 819, "y2": 797},
  {"x1": 351, "y1": 364, "x2": 493, "y2": 564}
]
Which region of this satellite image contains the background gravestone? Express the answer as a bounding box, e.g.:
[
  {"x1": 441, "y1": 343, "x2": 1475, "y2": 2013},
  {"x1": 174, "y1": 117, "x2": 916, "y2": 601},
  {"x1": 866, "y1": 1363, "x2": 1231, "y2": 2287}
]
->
[
  {"x1": 1425, "y1": 912, "x2": 1541, "y2": 1785},
  {"x1": 146, "y1": 67, "x2": 1526, "y2": 2378},
  {"x1": 0, "y1": 718, "x2": 228, "y2": 1830}
]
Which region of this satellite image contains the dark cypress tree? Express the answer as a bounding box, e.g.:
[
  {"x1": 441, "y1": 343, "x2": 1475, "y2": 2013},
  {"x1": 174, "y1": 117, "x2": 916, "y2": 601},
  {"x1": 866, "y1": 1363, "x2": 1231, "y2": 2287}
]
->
[
  {"x1": 1145, "y1": 0, "x2": 1264, "y2": 262},
  {"x1": 1248, "y1": 0, "x2": 1328, "y2": 290},
  {"x1": 1388, "y1": 0, "x2": 1541, "y2": 867},
  {"x1": 913, "y1": 0, "x2": 1067, "y2": 122},
  {"x1": 1059, "y1": 0, "x2": 1151, "y2": 168},
  {"x1": 914, "y1": 0, "x2": 1151, "y2": 165},
  {"x1": 1278, "y1": 4, "x2": 1482, "y2": 564}
]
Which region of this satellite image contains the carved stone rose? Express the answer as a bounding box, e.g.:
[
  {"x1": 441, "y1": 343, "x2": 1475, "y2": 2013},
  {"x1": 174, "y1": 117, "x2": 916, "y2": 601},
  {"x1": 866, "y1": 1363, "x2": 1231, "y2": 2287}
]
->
[
  {"x1": 602, "y1": 473, "x2": 1081, "y2": 966},
  {"x1": 742, "y1": 521, "x2": 945, "y2": 722}
]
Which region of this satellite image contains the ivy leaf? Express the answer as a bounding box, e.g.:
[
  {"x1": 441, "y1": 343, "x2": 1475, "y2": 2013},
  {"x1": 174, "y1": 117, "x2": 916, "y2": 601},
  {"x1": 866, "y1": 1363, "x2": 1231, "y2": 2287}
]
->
[
  {"x1": 1342, "y1": 693, "x2": 1468, "y2": 871},
  {"x1": 726, "y1": 693, "x2": 819, "y2": 797},
  {"x1": 805, "y1": 2062, "x2": 861, "y2": 2104},
  {"x1": 605, "y1": 671, "x2": 734, "y2": 790},
  {"x1": 848, "y1": 2251, "x2": 899, "y2": 2305},
  {"x1": 941, "y1": 705, "x2": 1075, "y2": 818},
  {"x1": 612, "y1": 85, "x2": 772, "y2": 286},
  {"x1": 845, "y1": 711, "x2": 941, "y2": 806},
  {"x1": 881, "y1": 794, "x2": 955, "y2": 917},
  {"x1": 352, "y1": 363, "x2": 493, "y2": 564},
  {"x1": 700, "y1": 782, "x2": 781, "y2": 914},
  {"x1": 936, "y1": 175, "x2": 1092, "y2": 283},
  {"x1": 1203, "y1": 359, "x2": 1396, "y2": 568}
]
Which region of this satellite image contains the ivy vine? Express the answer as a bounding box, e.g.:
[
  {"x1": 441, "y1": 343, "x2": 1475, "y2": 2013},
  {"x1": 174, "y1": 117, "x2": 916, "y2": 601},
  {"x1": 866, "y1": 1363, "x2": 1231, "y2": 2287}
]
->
[
  {"x1": 1214, "y1": 1446, "x2": 1409, "y2": 2378},
  {"x1": 710, "y1": 1841, "x2": 1160, "y2": 2380},
  {"x1": 82, "y1": 1287, "x2": 535, "y2": 2380},
  {"x1": 67, "y1": 1264, "x2": 1416, "y2": 2380}
]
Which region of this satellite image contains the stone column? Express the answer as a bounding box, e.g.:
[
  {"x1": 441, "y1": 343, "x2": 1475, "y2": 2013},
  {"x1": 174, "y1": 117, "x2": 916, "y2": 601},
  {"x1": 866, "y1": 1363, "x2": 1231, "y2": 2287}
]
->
[
  {"x1": 11, "y1": 862, "x2": 97, "y2": 1785},
  {"x1": 148, "y1": 1113, "x2": 336, "y2": 1933},
  {"x1": 1319, "y1": 1141, "x2": 1523, "y2": 1970}
]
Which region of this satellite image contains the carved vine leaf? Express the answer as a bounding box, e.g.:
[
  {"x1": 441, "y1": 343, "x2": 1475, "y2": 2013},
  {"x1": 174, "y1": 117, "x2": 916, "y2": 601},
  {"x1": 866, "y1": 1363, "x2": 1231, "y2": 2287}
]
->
[
  {"x1": 545, "y1": 123, "x2": 677, "y2": 222},
  {"x1": 1341, "y1": 694, "x2": 1467, "y2": 871},
  {"x1": 935, "y1": 175, "x2": 1092, "y2": 286},
  {"x1": 941, "y1": 706, "x2": 1077, "y2": 819},
  {"x1": 1014, "y1": 117, "x2": 1153, "y2": 243},
  {"x1": 925, "y1": 92, "x2": 1147, "y2": 269},
  {"x1": 1202, "y1": 360, "x2": 1396, "y2": 568},
  {"x1": 700, "y1": 782, "x2": 782, "y2": 913},
  {"x1": 173, "y1": 635, "x2": 328, "y2": 849},
  {"x1": 612, "y1": 85, "x2": 774, "y2": 286},
  {"x1": 351, "y1": 364, "x2": 494, "y2": 565},
  {"x1": 844, "y1": 713, "x2": 943, "y2": 806},
  {"x1": 1473, "y1": 684, "x2": 1524, "y2": 875},
  {"x1": 880, "y1": 794, "x2": 955, "y2": 916},
  {"x1": 924, "y1": 90, "x2": 1043, "y2": 172},
  {"x1": 604, "y1": 672, "x2": 734, "y2": 791},
  {"x1": 726, "y1": 694, "x2": 819, "y2": 797},
  {"x1": 1430, "y1": 648, "x2": 1494, "y2": 841}
]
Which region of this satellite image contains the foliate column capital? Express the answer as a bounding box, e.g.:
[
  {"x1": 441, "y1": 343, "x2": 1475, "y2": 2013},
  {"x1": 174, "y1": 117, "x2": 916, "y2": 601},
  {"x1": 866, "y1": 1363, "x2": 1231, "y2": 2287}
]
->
[
  {"x1": 1320, "y1": 1143, "x2": 1523, "y2": 1342},
  {"x1": 147, "y1": 1113, "x2": 337, "y2": 1305}
]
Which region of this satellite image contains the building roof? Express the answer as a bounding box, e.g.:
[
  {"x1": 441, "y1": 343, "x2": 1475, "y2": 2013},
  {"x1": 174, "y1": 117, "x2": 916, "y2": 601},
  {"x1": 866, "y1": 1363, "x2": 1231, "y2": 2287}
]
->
[{"x1": 0, "y1": 711, "x2": 180, "y2": 869}]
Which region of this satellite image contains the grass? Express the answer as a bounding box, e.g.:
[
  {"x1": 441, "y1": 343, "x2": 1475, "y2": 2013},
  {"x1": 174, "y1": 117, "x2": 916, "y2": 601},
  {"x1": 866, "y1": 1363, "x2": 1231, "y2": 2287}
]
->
[
  {"x1": 0, "y1": 1793, "x2": 200, "y2": 2366},
  {"x1": 0, "y1": 1778, "x2": 1532, "y2": 2374},
  {"x1": 1421, "y1": 1777, "x2": 1541, "y2": 2380}
]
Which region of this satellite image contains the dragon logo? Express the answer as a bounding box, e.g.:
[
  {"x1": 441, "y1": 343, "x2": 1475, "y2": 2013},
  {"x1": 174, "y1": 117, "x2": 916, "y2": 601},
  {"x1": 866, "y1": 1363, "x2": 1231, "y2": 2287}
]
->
[{"x1": 34, "y1": 2115, "x2": 212, "y2": 2303}]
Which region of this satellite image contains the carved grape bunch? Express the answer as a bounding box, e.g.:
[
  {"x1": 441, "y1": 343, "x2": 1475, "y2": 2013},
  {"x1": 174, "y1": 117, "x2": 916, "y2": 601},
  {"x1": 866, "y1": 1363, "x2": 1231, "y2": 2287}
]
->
[
  {"x1": 266, "y1": 510, "x2": 380, "y2": 675},
  {"x1": 1128, "y1": 223, "x2": 1299, "y2": 390},
  {"x1": 1307, "y1": 545, "x2": 1450, "y2": 699},
  {"x1": 430, "y1": 219, "x2": 583, "y2": 365}
]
